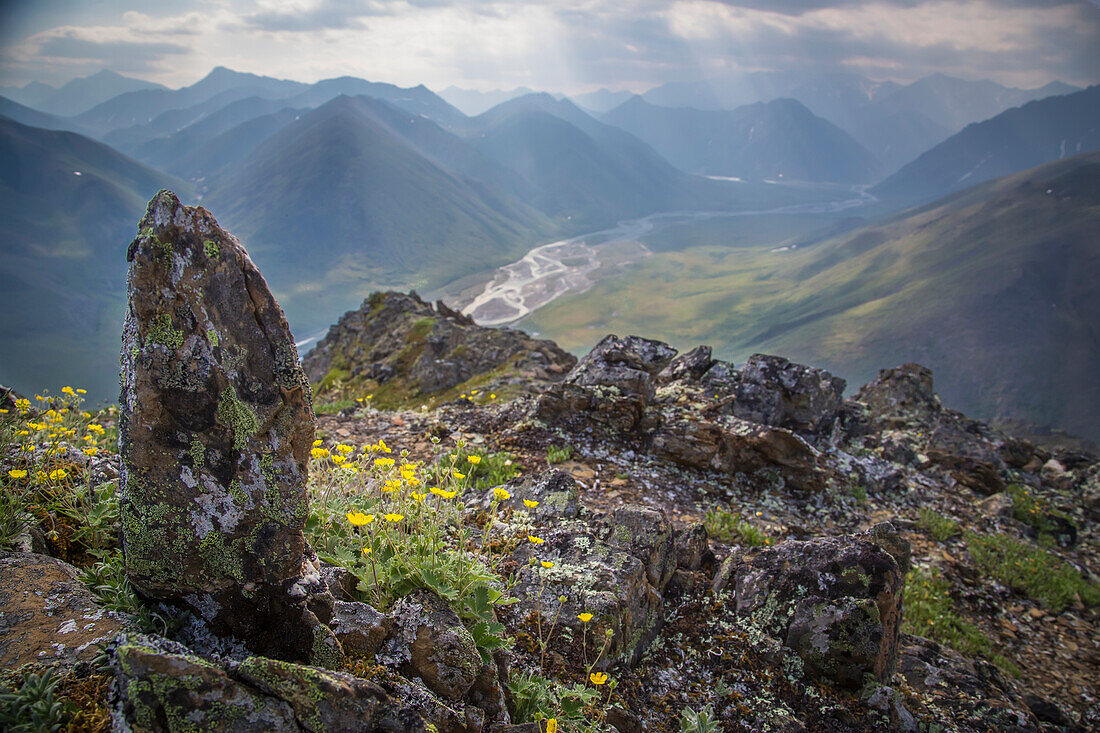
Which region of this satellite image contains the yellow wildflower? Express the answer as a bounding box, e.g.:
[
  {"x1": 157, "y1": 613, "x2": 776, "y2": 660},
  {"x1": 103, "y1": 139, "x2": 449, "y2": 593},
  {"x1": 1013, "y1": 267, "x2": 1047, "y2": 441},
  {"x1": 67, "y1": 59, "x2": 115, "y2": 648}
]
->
[
  {"x1": 8, "y1": 469, "x2": 27, "y2": 479},
  {"x1": 22, "y1": 444, "x2": 35, "y2": 452},
  {"x1": 524, "y1": 499, "x2": 539, "y2": 509},
  {"x1": 383, "y1": 479, "x2": 401, "y2": 492},
  {"x1": 378, "y1": 438, "x2": 390, "y2": 453},
  {"x1": 49, "y1": 469, "x2": 67, "y2": 481},
  {"x1": 467, "y1": 455, "x2": 481, "y2": 465},
  {"x1": 471, "y1": 390, "x2": 479, "y2": 395},
  {"x1": 76, "y1": 389, "x2": 86, "y2": 394},
  {"x1": 540, "y1": 560, "x2": 554, "y2": 569},
  {"x1": 81, "y1": 411, "x2": 91, "y2": 418},
  {"x1": 528, "y1": 535, "x2": 545, "y2": 544},
  {"x1": 384, "y1": 513, "x2": 404, "y2": 523},
  {"x1": 431, "y1": 487, "x2": 458, "y2": 499},
  {"x1": 312, "y1": 439, "x2": 323, "y2": 446},
  {"x1": 375, "y1": 457, "x2": 395, "y2": 468},
  {"x1": 310, "y1": 447, "x2": 331, "y2": 459},
  {"x1": 411, "y1": 492, "x2": 426, "y2": 502},
  {"x1": 16, "y1": 398, "x2": 30, "y2": 412},
  {"x1": 62, "y1": 386, "x2": 75, "y2": 396},
  {"x1": 490, "y1": 393, "x2": 496, "y2": 399},
  {"x1": 336, "y1": 443, "x2": 354, "y2": 454},
  {"x1": 346, "y1": 511, "x2": 374, "y2": 526},
  {"x1": 546, "y1": 720, "x2": 557, "y2": 733},
  {"x1": 332, "y1": 455, "x2": 347, "y2": 465},
  {"x1": 493, "y1": 487, "x2": 510, "y2": 501},
  {"x1": 453, "y1": 470, "x2": 466, "y2": 479},
  {"x1": 578, "y1": 613, "x2": 593, "y2": 623},
  {"x1": 589, "y1": 672, "x2": 608, "y2": 685},
  {"x1": 87, "y1": 424, "x2": 105, "y2": 434},
  {"x1": 83, "y1": 447, "x2": 98, "y2": 456},
  {"x1": 362, "y1": 546, "x2": 372, "y2": 554}
]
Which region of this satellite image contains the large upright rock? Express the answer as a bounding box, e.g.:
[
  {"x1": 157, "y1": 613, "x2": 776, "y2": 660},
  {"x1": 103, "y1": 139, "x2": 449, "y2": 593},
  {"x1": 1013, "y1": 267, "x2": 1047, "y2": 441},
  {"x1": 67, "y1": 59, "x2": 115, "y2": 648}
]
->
[{"x1": 119, "y1": 191, "x2": 337, "y2": 664}]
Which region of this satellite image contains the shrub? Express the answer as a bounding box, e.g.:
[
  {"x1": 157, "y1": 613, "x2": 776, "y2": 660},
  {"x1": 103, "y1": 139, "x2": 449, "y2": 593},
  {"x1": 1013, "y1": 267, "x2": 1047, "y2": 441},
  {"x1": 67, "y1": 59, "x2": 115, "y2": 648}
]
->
[
  {"x1": 547, "y1": 445, "x2": 574, "y2": 465},
  {"x1": 0, "y1": 668, "x2": 72, "y2": 732}
]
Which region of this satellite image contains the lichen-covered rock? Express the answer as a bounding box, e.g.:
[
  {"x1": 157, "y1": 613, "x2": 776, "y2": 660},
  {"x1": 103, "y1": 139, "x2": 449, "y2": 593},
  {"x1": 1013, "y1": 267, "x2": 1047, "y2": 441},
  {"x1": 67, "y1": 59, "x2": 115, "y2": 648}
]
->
[
  {"x1": 731, "y1": 354, "x2": 847, "y2": 439},
  {"x1": 111, "y1": 633, "x2": 422, "y2": 732},
  {"x1": 0, "y1": 552, "x2": 135, "y2": 668},
  {"x1": 468, "y1": 469, "x2": 581, "y2": 523},
  {"x1": 651, "y1": 415, "x2": 825, "y2": 492},
  {"x1": 329, "y1": 601, "x2": 391, "y2": 658},
  {"x1": 118, "y1": 190, "x2": 335, "y2": 664},
  {"x1": 731, "y1": 530, "x2": 905, "y2": 687},
  {"x1": 898, "y1": 636, "x2": 1042, "y2": 731},
  {"x1": 506, "y1": 493, "x2": 676, "y2": 666},
  {"x1": 536, "y1": 334, "x2": 675, "y2": 433},
  {"x1": 658, "y1": 344, "x2": 714, "y2": 383},
  {"x1": 386, "y1": 589, "x2": 482, "y2": 700}
]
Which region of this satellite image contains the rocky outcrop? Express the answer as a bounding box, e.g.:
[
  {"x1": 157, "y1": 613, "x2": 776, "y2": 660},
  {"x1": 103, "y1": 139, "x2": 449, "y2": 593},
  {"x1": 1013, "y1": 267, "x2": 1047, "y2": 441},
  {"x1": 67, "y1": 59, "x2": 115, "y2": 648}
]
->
[
  {"x1": 729, "y1": 524, "x2": 907, "y2": 688},
  {"x1": 118, "y1": 190, "x2": 336, "y2": 664},
  {"x1": 301, "y1": 291, "x2": 575, "y2": 406},
  {"x1": 111, "y1": 633, "x2": 422, "y2": 732},
  {"x1": 0, "y1": 552, "x2": 135, "y2": 668}
]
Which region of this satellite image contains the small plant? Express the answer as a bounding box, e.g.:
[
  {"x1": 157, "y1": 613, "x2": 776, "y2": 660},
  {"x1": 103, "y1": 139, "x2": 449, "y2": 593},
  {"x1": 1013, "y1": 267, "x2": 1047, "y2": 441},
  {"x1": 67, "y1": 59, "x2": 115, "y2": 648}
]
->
[
  {"x1": 0, "y1": 668, "x2": 72, "y2": 732},
  {"x1": 917, "y1": 507, "x2": 960, "y2": 541},
  {"x1": 902, "y1": 566, "x2": 1017, "y2": 674},
  {"x1": 80, "y1": 553, "x2": 173, "y2": 634},
  {"x1": 680, "y1": 704, "x2": 720, "y2": 733},
  {"x1": 1003, "y1": 484, "x2": 1073, "y2": 541},
  {"x1": 966, "y1": 531, "x2": 1100, "y2": 612},
  {"x1": 506, "y1": 670, "x2": 605, "y2": 730},
  {"x1": 547, "y1": 445, "x2": 574, "y2": 465},
  {"x1": 704, "y1": 509, "x2": 772, "y2": 546}
]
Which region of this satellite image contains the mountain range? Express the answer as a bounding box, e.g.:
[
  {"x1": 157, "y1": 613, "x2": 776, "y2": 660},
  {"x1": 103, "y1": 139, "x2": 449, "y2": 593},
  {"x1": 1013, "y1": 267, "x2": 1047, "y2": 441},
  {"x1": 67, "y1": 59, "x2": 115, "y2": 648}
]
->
[
  {"x1": 602, "y1": 96, "x2": 882, "y2": 183},
  {"x1": 874, "y1": 85, "x2": 1100, "y2": 201},
  {"x1": 0, "y1": 65, "x2": 1095, "y2": 440}
]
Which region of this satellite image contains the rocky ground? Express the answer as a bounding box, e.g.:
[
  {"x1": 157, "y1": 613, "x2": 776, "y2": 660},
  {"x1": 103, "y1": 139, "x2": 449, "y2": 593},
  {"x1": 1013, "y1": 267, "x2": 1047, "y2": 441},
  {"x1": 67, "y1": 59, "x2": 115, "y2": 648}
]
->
[{"x1": 1, "y1": 197, "x2": 1097, "y2": 732}]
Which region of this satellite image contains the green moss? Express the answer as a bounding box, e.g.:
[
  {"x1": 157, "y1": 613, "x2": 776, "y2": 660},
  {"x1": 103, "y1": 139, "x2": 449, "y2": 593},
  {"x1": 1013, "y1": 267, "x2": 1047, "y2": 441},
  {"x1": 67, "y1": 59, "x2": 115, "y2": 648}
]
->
[
  {"x1": 408, "y1": 316, "x2": 437, "y2": 341},
  {"x1": 147, "y1": 313, "x2": 184, "y2": 350},
  {"x1": 203, "y1": 239, "x2": 219, "y2": 259},
  {"x1": 189, "y1": 437, "x2": 205, "y2": 469},
  {"x1": 216, "y1": 385, "x2": 259, "y2": 451}
]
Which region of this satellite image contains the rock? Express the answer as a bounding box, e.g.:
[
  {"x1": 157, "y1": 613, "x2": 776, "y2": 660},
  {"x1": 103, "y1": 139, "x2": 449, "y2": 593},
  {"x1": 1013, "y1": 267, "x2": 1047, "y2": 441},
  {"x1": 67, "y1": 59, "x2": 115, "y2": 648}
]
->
[
  {"x1": 731, "y1": 532, "x2": 905, "y2": 687},
  {"x1": 858, "y1": 522, "x2": 912, "y2": 575},
  {"x1": 118, "y1": 190, "x2": 336, "y2": 664},
  {"x1": 853, "y1": 363, "x2": 939, "y2": 425},
  {"x1": 386, "y1": 589, "x2": 482, "y2": 700},
  {"x1": 111, "y1": 632, "x2": 422, "y2": 732},
  {"x1": 330, "y1": 601, "x2": 391, "y2": 658},
  {"x1": 0, "y1": 552, "x2": 135, "y2": 668},
  {"x1": 898, "y1": 636, "x2": 1041, "y2": 731},
  {"x1": 1023, "y1": 694, "x2": 1082, "y2": 730},
  {"x1": 469, "y1": 469, "x2": 581, "y2": 523},
  {"x1": 785, "y1": 596, "x2": 886, "y2": 688},
  {"x1": 651, "y1": 415, "x2": 825, "y2": 492},
  {"x1": 301, "y1": 291, "x2": 574, "y2": 403},
  {"x1": 658, "y1": 345, "x2": 714, "y2": 383},
  {"x1": 536, "y1": 334, "x2": 675, "y2": 433},
  {"x1": 673, "y1": 523, "x2": 712, "y2": 571},
  {"x1": 979, "y1": 492, "x2": 1016, "y2": 518},
  {"x1": 730, "y1": 354, "x2": 846, "y2": 439},
  {"x1": 505, "y1": 499, "x2": 676, "y2": 666}
]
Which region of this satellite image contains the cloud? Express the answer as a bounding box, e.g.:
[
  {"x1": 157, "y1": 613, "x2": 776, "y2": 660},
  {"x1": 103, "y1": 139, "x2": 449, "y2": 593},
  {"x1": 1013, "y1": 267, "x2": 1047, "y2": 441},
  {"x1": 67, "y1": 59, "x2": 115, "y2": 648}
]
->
[{"x1": 0, "y1": 0, "x2": 1096, "y2": 91}]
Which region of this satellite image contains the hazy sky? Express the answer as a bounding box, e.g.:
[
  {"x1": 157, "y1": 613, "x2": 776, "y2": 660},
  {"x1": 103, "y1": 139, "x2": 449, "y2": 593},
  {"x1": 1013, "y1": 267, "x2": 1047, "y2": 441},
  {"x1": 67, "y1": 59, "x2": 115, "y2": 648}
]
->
[{"x1": 1, "y1": 0, "x2": 1098, "y2": 92}]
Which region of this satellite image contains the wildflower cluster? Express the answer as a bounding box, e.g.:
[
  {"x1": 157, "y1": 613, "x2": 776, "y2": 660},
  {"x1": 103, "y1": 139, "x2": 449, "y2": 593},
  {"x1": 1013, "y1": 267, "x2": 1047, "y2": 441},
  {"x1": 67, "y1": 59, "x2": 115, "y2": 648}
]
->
[{"x1": 304, "y1": 437, "x2": 514, "y2": 645}]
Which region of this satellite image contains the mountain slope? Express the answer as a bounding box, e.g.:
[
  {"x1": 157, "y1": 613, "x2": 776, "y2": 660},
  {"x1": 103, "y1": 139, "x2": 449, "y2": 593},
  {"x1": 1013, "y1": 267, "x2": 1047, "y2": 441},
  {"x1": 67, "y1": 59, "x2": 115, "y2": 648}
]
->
[
  {"x1": 602, "y1": 96, "x2": 883, "y2": 183},
  {"x1": 0, "y1": 117, "x2": 188, "y2": 403},
  {"x1": 201, "y1": 95, "x2": 554, "y2": 337},
  {"x1": 525, "y1": 152, "x2": 1100, "y2": 439},
  {"x1": 874, "y1": 85, "x2": 1100, "y2": 201},
  {"x1": 0, "y1": 96, "x2": 91, "y2": 135}
]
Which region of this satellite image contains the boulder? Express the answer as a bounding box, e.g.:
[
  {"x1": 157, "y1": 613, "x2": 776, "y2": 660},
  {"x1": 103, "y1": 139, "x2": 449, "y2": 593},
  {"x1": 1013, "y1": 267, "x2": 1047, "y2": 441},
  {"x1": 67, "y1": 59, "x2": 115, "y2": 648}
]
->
[
  {"x1": 111, "y1": 633, "x2": 421, "y2": 732},
  {"x1": 652, "y1": 415, "x2": 825, "y2": 492},
  {"x1": 118, "y1": 190, "x2": 336, "y2": 664},
  {"x1": 536, "y1": 335, "x2": 676, "y2": 433},
  {"x1": 658, "y1": 345, "x2": 714, "y2": 383},
  {"x1": 506, "y1": 493, "x2": 676, "y2": 666},
  {"x1": 731, "y1": 528, "x2": 905, "y2": 687},
  {"x1": 0, "y1": 552, "x2": 135, "y2": 668},
  {"x1": 384, "y1": 589, "x2": 482, "y2": 701},
  {"x1": 729, "y1": 354, "x2": 846, "y2": 438},
  {"x1": 330, "y1": 601, "x2": 391, "y2": 658}
]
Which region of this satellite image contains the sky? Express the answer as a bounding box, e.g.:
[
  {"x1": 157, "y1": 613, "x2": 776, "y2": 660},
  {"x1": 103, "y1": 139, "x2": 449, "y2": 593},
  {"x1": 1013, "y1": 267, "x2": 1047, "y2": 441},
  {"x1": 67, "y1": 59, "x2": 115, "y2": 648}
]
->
[{"x1": 0, "y1": 0, "x2": 1098, "y2": 93}]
